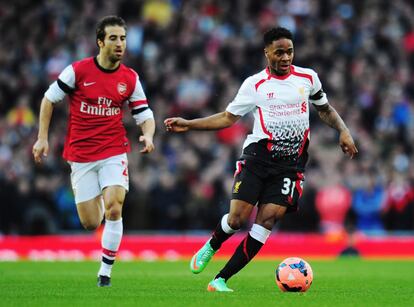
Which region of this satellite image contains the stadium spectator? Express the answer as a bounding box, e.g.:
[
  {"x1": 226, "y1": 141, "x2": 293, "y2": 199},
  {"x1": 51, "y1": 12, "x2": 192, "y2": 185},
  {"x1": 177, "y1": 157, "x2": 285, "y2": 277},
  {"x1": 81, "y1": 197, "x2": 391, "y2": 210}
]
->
[
  {"x1": 315, "y1": 176, "x2": 352, "y2": 236},
  {"x1": 383, "y1": 171, "x2": 414, "y2": 230},
  {"x1": 351, "y1": 170, "x2": 386, "y2": 234}
]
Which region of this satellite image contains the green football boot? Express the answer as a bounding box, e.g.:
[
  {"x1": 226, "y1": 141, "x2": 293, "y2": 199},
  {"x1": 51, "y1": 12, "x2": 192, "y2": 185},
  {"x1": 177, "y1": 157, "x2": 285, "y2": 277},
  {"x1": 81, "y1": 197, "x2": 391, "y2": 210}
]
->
[
  {"x1": 190, "y1": 241, "x2": 216, "y2": 274},
  {"x1": 207, "y1": 278, "x2": 233, "y2": 292}
]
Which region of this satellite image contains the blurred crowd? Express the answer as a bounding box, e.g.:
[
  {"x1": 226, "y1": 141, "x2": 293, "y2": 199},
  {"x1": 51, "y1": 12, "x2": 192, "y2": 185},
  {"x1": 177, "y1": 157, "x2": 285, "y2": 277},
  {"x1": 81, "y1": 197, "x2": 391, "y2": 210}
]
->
[{"x1": 1, "y1": 0, "x2": 414, "y2": 235}]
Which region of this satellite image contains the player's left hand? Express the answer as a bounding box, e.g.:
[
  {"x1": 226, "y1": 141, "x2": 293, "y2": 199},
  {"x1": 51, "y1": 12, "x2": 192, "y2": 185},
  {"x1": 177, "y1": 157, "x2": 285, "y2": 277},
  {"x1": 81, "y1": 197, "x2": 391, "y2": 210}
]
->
[
  {"x1": 139, "y1": 135, "x2": 154, "y2": 154},
  {"x1": 339, "y1": 130, "x2": 358, "y2": 159}
]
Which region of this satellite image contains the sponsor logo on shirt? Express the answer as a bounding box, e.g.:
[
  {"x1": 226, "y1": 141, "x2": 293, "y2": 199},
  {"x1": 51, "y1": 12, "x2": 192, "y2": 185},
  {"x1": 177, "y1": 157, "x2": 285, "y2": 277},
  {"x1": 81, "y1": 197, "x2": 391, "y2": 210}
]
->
[
  {"x1": 80, "y1": 96, "x2": 121, "y2": 116},
  {"x1": 268, "y1": 103, "x2": 302, "y2": 117}
]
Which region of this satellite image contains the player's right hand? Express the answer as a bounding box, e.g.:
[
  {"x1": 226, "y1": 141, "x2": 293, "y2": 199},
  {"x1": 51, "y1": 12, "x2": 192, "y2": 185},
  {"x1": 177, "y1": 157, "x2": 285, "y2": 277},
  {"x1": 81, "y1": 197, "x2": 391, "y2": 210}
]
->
[
  {"x1": 32, "y1": 139, "x2": 49, "y2": 164},
  {"x1": 164, "y1": 117, "x2": 190, "y2": 133},
  {"x1": 339, "y1": 130, "x2": 358, "y2": 159}
]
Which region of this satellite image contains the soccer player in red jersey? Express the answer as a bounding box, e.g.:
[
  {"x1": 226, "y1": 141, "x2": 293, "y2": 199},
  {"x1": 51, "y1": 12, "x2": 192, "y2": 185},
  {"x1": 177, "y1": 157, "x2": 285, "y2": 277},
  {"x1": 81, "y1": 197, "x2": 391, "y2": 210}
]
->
[
  {"x1": 32, "y1": 16, "x2": 155, "y2": 287},
  {"x1": 165, "y1": 27, "x2": 357, "y2": 292}
]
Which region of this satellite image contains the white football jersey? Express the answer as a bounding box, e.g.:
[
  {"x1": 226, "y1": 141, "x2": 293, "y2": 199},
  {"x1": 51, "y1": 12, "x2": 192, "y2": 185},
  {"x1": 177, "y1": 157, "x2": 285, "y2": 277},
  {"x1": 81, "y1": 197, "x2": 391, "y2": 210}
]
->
[{"x1": 226, "y1": 65, "x2": 327, "y2": 159}]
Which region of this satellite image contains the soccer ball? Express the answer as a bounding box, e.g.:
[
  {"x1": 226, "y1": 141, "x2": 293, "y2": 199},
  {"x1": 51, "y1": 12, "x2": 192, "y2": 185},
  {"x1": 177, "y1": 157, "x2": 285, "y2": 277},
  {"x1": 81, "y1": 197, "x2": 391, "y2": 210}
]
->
[{"x1": 275, "y1": 257, "x2": 313, "y2": 292}]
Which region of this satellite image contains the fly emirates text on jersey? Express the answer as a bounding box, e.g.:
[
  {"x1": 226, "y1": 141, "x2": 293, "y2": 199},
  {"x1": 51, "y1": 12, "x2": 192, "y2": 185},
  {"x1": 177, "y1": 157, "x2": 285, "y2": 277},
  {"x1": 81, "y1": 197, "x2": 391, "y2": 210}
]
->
[{"x1": 80, "y1": 97, "x2": 121, "y2": 116}]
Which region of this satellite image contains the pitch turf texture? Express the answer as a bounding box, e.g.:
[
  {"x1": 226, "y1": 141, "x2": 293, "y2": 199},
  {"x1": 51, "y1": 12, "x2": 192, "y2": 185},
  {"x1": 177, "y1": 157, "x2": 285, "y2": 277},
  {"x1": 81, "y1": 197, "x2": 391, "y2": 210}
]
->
[{"x1": 1, "y1": 259, "x2": 413, "y2": 307}]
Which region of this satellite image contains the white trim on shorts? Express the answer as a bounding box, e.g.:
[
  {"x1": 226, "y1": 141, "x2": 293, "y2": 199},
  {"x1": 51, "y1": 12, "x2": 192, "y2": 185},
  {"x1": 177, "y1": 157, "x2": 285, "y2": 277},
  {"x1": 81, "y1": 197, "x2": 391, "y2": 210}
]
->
[{"x1": 68, "y1": 153, "x2": 129, "y2": 204}]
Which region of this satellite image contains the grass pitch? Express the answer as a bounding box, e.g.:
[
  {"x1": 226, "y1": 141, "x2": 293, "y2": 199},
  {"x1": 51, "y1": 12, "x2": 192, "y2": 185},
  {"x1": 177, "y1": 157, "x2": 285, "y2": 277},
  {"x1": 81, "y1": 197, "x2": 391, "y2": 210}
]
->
[{"x1": 0, "y1": 259, "x2": 413, "y2": 307}]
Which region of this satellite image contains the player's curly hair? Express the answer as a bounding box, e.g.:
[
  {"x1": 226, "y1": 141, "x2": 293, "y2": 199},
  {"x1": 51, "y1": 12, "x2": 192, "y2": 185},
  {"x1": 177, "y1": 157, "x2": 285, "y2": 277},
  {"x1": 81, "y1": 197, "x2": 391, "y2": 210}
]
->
[
  {"x1": 96, "y1": 16, "x2": 127, "y2": 46},
  {"x1": 263, "y1": 27, "x2": 293, "y2": 46}
]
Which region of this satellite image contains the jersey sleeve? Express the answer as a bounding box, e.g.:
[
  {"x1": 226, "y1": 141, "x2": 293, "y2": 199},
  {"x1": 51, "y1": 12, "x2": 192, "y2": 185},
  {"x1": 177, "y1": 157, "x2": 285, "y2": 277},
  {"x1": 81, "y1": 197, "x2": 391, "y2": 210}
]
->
[
  {"x1": 309, "y1": 71, "x2": 328, "y2": 106},
  {"x1": 128, "y1": 75, "x2": 154, "y2": 125},
  {"x1": 44, "y1": 65, "x2": 76, "y2": 103},
  {"x1": 226, "y1": 77, "x2": 257, "y2": 116}
]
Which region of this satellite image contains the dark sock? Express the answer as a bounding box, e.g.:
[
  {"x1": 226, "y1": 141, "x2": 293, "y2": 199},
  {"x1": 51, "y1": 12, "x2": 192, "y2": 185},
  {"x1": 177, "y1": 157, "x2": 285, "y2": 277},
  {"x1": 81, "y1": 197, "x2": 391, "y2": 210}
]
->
[
  {"x1": 209, "y1": 220, "x2": 235, "y2": 251},
  {"x1": 215, "y1": 234, "x2": 263, "y2": 281}
]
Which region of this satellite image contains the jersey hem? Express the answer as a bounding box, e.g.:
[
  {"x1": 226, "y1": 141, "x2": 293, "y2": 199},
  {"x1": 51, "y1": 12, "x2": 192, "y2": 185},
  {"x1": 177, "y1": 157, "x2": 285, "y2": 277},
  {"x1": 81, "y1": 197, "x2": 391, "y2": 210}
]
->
[{"x1": 64, "y1": 148, "x2": 129, "y2": 163}]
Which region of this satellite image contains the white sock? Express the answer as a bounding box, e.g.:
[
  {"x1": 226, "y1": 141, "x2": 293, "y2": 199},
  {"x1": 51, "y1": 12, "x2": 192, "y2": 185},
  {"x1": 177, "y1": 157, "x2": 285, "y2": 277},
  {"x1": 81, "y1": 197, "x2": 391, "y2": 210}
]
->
[
  {"x1": 249, "y1": 223, "x2": 271, "y2": 244},
  {"x1": 98, "y1": 218, "x2": 123, "y2": 277},
  {"x1": 221, "y1": 214, "x2": 237, "y2": 234}
]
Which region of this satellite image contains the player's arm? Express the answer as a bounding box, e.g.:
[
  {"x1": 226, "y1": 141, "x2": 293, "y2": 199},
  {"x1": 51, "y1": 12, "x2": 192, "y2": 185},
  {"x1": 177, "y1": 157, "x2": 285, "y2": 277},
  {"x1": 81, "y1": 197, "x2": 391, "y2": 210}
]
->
[
  {"x1": 32, "y1": 96, "x2": 54, "y2": 163},
  {"x1": 130, "y1": 104, "x2": 155, "y2": 154},
  {"x1": 32, "y1": 64, "x2": 74, "y2": 163},
  {"x1": 313, "y1": 102, "x2": 358, "y2": 158},
  {"x1": 164, "y1": 111, "x2": 240, "y2": 132},
  {"x1": 138, "y1": 118, "x2": 155, "y2": 154},
  {"x1": 128, "y1": 71, "x2": 156, "y2": 154}
]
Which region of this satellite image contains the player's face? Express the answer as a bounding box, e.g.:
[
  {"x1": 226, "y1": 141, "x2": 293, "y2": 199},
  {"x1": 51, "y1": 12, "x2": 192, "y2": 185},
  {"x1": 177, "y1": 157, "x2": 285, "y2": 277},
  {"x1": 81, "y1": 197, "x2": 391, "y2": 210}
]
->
[
  {"x1": 99, "y1": 25, "x2": 126, "y2": 63},
  {"x1": 264, "y1": 38, "x2": 294, "y2": 75}
]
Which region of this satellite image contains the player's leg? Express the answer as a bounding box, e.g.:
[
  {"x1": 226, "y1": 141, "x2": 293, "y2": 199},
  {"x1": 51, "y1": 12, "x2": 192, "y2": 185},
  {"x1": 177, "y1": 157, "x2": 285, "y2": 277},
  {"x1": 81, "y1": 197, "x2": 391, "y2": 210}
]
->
[
  {"x1": 76, "y1": 196, "x2": 104, "y2": 230},
  {"x1": 97, "y1": 185, "x2": 125, "y2": 282},
  {"x1": 191, "y1": 199, "x2": 254, "y2": 274},
  {"x1": 191, "y1": 159, "x2": 260, "y2": 274},
  {"x1": 209, "y1": 203, "x2": 286, "y2": 291},
  {"x1": 206, "y1": 160, "x2": 266, "y2": 291},
  {"x1": 210, "y1": 199, "x2": 254, "y2": 249},
  {"x1": 70, "y1": 161, "x2": 104, "y2": 230},
  {"x1": 208, "y1": 171, "x2": 302, "y2": 291},
  {"x1": 96, "y1": 154, "x2": 129, "y2": 286}
]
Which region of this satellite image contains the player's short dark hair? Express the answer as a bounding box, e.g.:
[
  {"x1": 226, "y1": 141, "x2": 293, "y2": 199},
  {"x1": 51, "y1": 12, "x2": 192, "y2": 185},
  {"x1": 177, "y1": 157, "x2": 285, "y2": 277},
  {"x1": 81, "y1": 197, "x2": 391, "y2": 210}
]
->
[
  {"x1": 263, "y1": 27, "x2": 293, "y2": 46},
  {"x1": 96, "y1": 16, "x2": 127, "y2": 44}
]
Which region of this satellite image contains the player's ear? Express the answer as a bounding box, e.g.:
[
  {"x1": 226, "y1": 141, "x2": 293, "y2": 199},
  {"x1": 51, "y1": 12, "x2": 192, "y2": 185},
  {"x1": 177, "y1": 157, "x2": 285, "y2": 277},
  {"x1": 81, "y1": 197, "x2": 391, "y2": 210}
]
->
[
  {"x1": 97, "y1": 39, "x2": 104, "y2": 48},
  {"x1": 264, "y1": 48, "x2": 269, "y2": 59}
]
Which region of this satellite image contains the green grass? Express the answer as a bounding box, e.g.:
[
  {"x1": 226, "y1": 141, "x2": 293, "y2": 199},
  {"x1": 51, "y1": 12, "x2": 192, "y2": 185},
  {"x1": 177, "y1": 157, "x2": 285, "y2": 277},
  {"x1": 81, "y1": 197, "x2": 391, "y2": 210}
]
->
[{"x1": 0, "y1": 259, "x2": 413, "y2": 306}]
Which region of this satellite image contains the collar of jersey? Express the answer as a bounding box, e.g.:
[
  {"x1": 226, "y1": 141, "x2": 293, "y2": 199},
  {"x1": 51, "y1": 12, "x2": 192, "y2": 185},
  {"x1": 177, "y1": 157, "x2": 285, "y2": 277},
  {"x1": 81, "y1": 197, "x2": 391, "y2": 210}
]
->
[
  {"x1": 265, "y1": 66, "x2": 294, "y2": 80},
  {"x1": 94, "y1": 56, "x2": 121, "y2": 73}
]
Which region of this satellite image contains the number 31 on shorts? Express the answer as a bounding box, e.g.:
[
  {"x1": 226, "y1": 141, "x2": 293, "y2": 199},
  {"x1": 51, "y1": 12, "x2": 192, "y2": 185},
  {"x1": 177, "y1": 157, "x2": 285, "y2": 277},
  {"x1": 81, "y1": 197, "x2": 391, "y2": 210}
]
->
[{"x1": 281, "y1": 177, "x2": 302, "y2": 197}]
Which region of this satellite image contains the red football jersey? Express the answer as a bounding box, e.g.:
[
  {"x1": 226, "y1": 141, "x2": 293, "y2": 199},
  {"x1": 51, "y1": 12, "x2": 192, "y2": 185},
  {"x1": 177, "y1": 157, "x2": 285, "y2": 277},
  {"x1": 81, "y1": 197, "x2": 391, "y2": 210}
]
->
[{"x1": 45, "y1": 57, "x2": 151, "y2": 162}]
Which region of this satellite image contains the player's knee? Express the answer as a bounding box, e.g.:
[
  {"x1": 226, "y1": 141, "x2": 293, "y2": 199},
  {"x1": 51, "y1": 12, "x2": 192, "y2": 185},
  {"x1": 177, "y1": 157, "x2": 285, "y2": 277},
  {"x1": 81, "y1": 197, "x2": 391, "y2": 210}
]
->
[
  {"x1": 105, "y1": 202, "x2": 122, "y2": 220},
  {"x1": 81, "y1": 219, "x2": 100, "y2": 231},
  {"x1": 227, "y1": 215, "x2": 245, "y2": 230},
  {"x1": 106, "y1": 209, "x2": 121, "y2": 220}
]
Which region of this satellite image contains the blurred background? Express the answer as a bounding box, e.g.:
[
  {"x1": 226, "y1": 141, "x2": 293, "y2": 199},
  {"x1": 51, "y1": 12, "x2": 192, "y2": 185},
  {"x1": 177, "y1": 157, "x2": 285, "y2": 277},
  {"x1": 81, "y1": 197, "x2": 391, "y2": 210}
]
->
[{"x1": 1, "y1": 0, "x2": 414, "y2": 238}]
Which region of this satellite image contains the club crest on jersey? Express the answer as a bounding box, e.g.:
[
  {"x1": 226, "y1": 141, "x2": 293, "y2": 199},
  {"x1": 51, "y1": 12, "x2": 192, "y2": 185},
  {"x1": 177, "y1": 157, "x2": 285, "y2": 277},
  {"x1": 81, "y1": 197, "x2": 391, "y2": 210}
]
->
[
  {"x1": 117, "y1": 82, "x2": 127, "y2": 95},
  {"x1": 233, "y1": 181, "x2": 242, "y2": 193}
]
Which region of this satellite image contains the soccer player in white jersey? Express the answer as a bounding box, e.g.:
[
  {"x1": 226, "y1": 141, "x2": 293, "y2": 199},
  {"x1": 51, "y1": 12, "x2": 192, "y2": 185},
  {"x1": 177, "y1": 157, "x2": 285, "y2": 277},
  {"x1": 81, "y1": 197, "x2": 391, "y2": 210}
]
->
[
  {"x1": 164, "y1": 27, "x2": 357, "y2": 292},
  {"x1": 32, "y1": 16, "x2": 155, "y2": 287}
]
